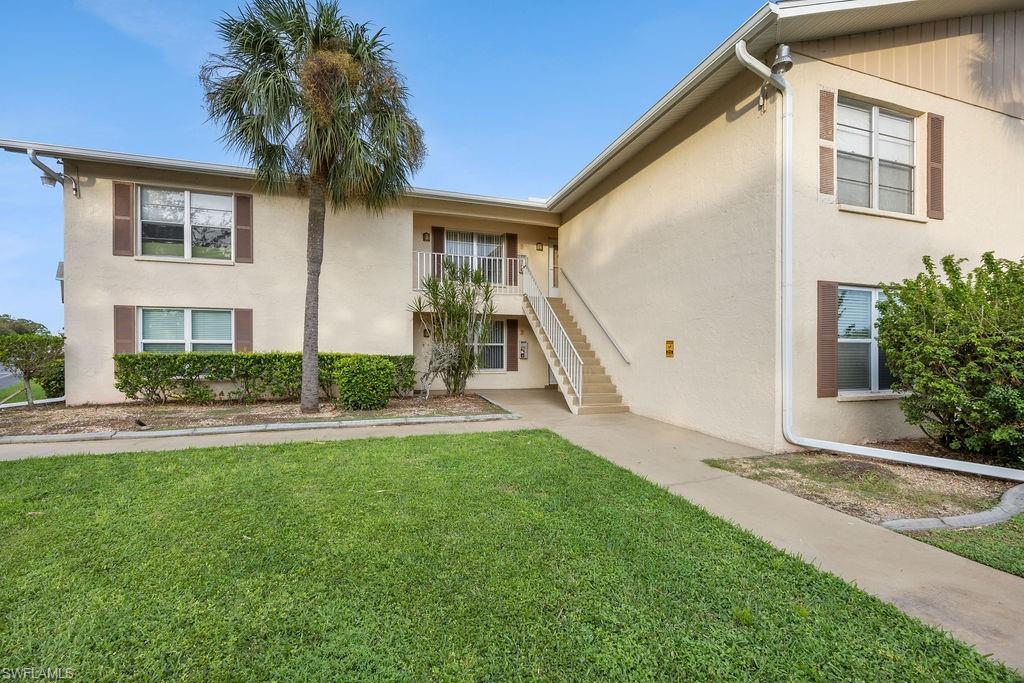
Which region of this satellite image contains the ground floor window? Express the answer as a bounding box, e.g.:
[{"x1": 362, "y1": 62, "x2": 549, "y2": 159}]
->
[
  {"x1": 475, "y1": 320, "x2": 505, "y2": 371},
  {"x1": 837, "y1": 286, "x2": 893, "y2": 392},
  {"x1": 140, "y1": 308, "x2": 234, "y2": 353}
]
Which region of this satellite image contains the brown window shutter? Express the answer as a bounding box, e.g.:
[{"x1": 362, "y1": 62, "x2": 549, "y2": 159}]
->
[
  {"x1": 112, "y1": 182, "x2": 134, "y2": 256},
  {"x1": 113, "y1": 305, "x2": 136, "y2": 354},
  {"x1": 505, "y1": 233, "x2": 518, "y2": 285},
  {"x1": 506, "y1": 319, "x2": 518, "y2": 372},
  {"x1": 927, "y1": 114, "x2": 944, "y2": 220},
  {"x1": 234, "y1": 309, "x2": 253, "y2": 352},
  {"x1": 819, "y1": 90, "x2": 835, "y2": 141},
  {"x1": 430, "y1": 226, "x2": 445, "y2": 277},
  {"x1": 819, "y1": 146, "x2": 835, "y2": 195},
  {"x1": 817, "y1": 281, "x2": 839, "y2": 398},
  {"x1": 235, "y1": 194, "x2": 254, "y2": 262}
]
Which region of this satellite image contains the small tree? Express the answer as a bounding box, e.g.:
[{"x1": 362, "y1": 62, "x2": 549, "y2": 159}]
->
[
  {"x1": 877, "y1": 253, "x2": 1024, "y2": 462},
  {"x1": 410, "y1": 260, "x2": 495, "y2": 396},
  {"x1": 0, "y1": 334, "x2": 64, "y2": 406}
]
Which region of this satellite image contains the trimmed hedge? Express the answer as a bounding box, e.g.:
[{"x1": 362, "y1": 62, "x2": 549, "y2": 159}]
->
[
  {"x1": 335, "y1": 356, "x2": 395, "y2": 410},
  {"x1": 113, "y1": 352, "x2": 415, "y2": 405}
]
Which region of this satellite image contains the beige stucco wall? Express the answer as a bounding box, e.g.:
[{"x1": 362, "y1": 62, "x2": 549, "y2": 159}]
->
[
  {"x1": 781, "y1": 52, "x2": 1024, "y2": 450},
  {"x1": 412, "y1": 315, "x2": 550, "y2": 392},
  {"x1": 408, "y1": 213, "x2": 557, "y2": 392},
  {"x1": 62, "y1": 163, "x2": 560, "y2": 404},
  {"x1": 558, "y1": 72, "x2": 780, "y2": 451},
  {"x1": 410, "y1": 213, "x2": 558, "y2": 315},
  {"x1": 63, "y1": 162, "x2": 414, "y2": 404}
]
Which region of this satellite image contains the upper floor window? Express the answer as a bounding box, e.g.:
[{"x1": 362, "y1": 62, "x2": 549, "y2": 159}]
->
[
  {"x1": 837, "y1": 286, "x2": 894, "y2": 393},
  {"x1": 446, "y1": 230, "x2": 506, "y2": 284},
  {"x1": 140, "y1": 308, "x2": 233, "y2": 353},
  {"x1": 140, "y1": 186, "x2": 233, "y2": 261},
  {"x1": 836, "y1": 98, "x2": 915, "y2": 215}
]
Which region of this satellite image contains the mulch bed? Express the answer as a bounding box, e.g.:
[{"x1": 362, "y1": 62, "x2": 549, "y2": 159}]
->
[{"x1": 0, "y1": 395, "x2": 506, "y2": 437}]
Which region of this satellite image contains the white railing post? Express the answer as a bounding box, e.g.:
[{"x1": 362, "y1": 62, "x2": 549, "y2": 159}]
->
[
  {"x1": 413, "y1": 252, "x2": 522, "y2": 296},
  {"x1": 521, "y1": 262, "x2": 584, "y2": 399}
]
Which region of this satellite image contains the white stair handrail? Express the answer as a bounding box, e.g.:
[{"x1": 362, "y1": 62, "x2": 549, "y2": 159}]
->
[{"x1": 522, "y1": 261, "x2": 584, "y2": 399}]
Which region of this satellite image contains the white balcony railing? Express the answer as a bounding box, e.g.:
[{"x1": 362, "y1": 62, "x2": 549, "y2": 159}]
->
[
  {"x1": 522, "y1": 261, "x2": 584, "y2": 400},
  {"x1": 413, "y1": 252, "x2": 522, "y2": 295}
]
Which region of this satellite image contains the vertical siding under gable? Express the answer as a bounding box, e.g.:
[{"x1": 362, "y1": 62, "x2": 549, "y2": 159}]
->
[{"x1": 793, "y1": 11, "x2": 1024, "y2": 119}]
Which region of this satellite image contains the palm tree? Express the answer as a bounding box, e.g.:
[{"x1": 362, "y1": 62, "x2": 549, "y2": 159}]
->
[{"x1": 201, "y1": 0, "x2": 425, "y2": 412}]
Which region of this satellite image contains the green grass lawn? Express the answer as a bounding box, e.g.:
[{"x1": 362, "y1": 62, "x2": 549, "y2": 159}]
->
[
  {"x1": 0, "y1": 380, "x2": 46, "y2": 403},
  {"x1": 913, "y1": 514, "x2": 1024, "y2": 579},
  {"x1": 0, "y1": 431, "x2": 1017, "y2": 681}
]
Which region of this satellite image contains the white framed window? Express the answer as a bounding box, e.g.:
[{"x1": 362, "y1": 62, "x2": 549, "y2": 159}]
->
[
  {"x1": 837, "y1": 286, "x2": 894, "y2": 393},
  {"x1": 475, "y1": 320, "x2": 505, "y2": 372},
  {"x1": 139, "y1": 186, "x2": 234, "y2": 261},
  {"x1": 836, "y1": 98, "x2": 915, "y2": 215},
  {"x1": 445, "y1": 230, "x2": 506, "y2": 284},
  {"x1": 139, "y1": 308, "x2": 234, "y2": 353}
]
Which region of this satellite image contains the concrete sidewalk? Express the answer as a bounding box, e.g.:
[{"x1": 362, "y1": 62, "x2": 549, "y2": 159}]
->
[{"x1": 1, "y1": 388, "x2": 1022, "y2": 670}]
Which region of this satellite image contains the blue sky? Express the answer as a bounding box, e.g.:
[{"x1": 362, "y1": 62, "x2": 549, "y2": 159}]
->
[{"x1": 0, "y1": 0, "x2": 756, "y2": 332}]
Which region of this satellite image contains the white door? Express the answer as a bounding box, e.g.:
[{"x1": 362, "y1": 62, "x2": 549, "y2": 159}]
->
[{"x1": 547, "y1": 240, "x2": 560, "y2": 296}]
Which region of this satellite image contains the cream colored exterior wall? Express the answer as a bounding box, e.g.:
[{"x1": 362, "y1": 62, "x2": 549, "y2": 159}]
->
[
  {"x1": 412, "y1": 315, "x2": 550, "y2": 392},
  {"x1": 62, "y1": 162, "x2": 560, "y2": 404},
  {"x1": 558, "y1": 73, "x2": 780, "y2": 451},
  {"x1": 410, "y1": 213, "x2": 558, "y2": 315},
  {"x1": 63, "y1": 162, "x2": 414, "y2": 404},
  {"x1": 409, "y1": 214, "x2": 556, "y2": 390},
  {"x1": 781, "y1": 51, "x2": 1024, "y2": 450}
]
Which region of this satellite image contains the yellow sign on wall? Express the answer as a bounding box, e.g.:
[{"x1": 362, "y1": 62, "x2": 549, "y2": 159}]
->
[{"x1": 665, "y1": 340, "x2": 674, "y2": 358}]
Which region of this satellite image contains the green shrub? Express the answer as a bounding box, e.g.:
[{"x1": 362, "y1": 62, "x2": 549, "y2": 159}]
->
[
  {"x1": 334, "y1": 355, "x2": 395, "y2": 410},
  {"x1": 37, "y1": 356, "x2": 65, "y2": 398},
  {"x1": 112, "y1": 352, "x2": 413, "y2": 405},
  {"x1": 877, "y1": 253, "x2": 1024, "y2": 462}
]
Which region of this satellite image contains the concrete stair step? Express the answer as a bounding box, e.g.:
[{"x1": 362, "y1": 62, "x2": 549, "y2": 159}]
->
[
  {"x1": 576, "y1": 404, "x2": 630, "y2": 415},
  {"x1": 580, "y1": 392, "x2": 623, "y2": 406}
]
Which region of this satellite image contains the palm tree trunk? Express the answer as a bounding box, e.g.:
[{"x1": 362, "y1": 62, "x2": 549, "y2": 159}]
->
[{"x1": 300, "y1": 177, "x2": 327, "y2": 413}]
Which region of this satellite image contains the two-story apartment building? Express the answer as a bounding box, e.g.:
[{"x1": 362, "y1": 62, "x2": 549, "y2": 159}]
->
[{"x1": 4, "y1": 0, "x2": 1023, "y2": 454}]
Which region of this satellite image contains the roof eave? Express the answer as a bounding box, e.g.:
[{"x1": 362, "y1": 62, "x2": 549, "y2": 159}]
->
[
  {"x1": 0, "y1": 139, "x2": 553, "y2": 215},
  {"x1": 546, "y1": 3, "x2": 779, "y2": 213}
]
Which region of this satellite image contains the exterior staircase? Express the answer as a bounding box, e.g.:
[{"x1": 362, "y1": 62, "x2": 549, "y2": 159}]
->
[{"x1": 520, "y1": 263, "x2": 628, "y2": 415}]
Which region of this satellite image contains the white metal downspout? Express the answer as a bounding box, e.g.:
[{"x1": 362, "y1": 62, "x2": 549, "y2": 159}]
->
[{"x1": 734, "y1": 40, "x2": 1024, "y2": 483}]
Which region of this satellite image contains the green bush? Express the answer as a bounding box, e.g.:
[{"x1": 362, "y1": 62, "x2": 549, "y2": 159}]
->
[
  {"x1": 334, "y1": 355, "x2": 396, "y2": 410},
  {"x1": 877, "y1": 253, "x2": 1024, "y2": 462},
  {"x1": 112, "y1": 351, "x2": 414, "y2": 406},
  {"x1": 37, "y1": 357, "x2": 65, "y2": 398}
]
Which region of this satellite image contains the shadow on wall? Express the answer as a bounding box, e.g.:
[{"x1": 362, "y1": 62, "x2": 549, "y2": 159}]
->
[{"x1": 968, "y1": 41, "x2": 1024, "y2": 141}]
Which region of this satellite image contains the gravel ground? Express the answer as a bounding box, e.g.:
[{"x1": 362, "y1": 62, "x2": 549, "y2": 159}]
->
[{"x1": 0, "y1": 395, "x2": 505, "y2": 436}]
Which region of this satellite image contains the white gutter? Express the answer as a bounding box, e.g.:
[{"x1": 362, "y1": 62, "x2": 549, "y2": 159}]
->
[
  {"x1": 734, "y1": 40, "x2": 1024, "y2": 483},
  {"x1": 28, "y1": 149, "x2": 79, "y2": 197}
]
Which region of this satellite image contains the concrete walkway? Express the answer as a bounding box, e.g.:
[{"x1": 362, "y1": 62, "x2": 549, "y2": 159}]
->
[{"x1": 1, "y1": 389, "x2": 1022, "y2": 671}]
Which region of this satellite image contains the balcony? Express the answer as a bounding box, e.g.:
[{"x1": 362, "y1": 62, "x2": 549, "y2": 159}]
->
[{"x1": 412, "y1": 252, "x2": 523, "y2": 296}]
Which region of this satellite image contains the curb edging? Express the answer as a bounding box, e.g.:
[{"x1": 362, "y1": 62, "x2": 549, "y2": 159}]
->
[
  {"x1": 0, "y1": 411, "x2": 520, "y2": 446},
  {"x1": 881, "y1": 484, "x2": 1024, "y2": 531}
]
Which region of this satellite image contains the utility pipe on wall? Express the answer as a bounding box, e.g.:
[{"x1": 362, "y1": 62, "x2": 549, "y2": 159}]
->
[{"x1": 733, "y1": 40, "x2": 1024, "y2": 483}]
